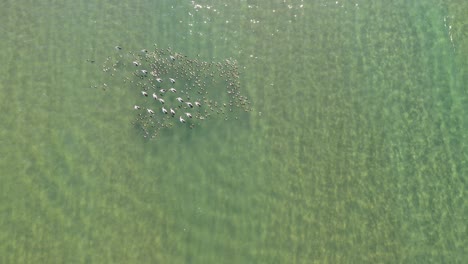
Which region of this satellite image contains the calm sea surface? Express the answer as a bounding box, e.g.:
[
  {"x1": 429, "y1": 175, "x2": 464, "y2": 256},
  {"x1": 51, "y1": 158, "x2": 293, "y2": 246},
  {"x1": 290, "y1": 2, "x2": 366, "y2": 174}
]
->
[{"x1": 0, "y1": 0, "x2": 466, "y2": 263}]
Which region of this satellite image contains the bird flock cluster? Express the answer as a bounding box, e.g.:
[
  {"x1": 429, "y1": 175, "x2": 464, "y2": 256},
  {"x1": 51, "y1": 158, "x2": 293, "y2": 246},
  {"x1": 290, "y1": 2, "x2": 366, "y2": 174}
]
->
[{"x1": 101, "y1": 46, "x2": 251, "y2": 139}]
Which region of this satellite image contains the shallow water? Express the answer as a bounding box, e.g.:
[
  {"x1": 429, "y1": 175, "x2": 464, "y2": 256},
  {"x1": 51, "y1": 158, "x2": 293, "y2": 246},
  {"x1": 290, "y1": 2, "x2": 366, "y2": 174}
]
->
[{"x1": 0, "y1": 0, "x2": 466, "y2": 263}]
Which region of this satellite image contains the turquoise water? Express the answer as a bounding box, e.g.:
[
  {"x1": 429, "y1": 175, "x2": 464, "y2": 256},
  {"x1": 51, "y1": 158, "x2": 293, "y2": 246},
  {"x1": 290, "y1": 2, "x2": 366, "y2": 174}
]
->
[{"x1": 0, "y1": 0, "x2": 466, "y2": 263}]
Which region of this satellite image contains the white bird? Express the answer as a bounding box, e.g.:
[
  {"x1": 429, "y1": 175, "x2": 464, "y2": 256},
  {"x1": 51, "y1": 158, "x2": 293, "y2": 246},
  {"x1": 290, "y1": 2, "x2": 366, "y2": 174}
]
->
[
  {"x1": 195, "y1": 101, "x2": 201, "y2": 107},
  {"x1": 159, "y1": 89, "x2": 166, "y2": 93},
  {"x1": 156, "y1": 78, "x2": 162, "y2": 83},
  {"x1": 158, "y1": 98, "x2": 165, "y2": 104},
  {"x1": 185, "y1": 112, "x2": 192, "y2": 118},
  {"x1": 170, "y1": 108, "x2": 176, "y2": 116},
  {"x1": 169, "y1": 55, "x2": 176, "y2": 61},
  {"x1": 141, "y1": 91, "x2": 148, "y2": 97},
  {"x1": 133, "y1": 61, "x2": 140, "y2": 66},
  {"x1": 147, "y1": 109, "x2": 154, "y2": 114},
  {"x1": 169, "y1": 88, "x2": 177, "y2": 93},
  {"x1": 169, "y1": 78, "x2": 176, "y2": 83},
  {"x1": 179, "y1": 116, "x2": 186, "y2": 123},
  {"x1": 176, "y1": 97, "x2": 184, "y2": 103},
  {"x1": 141, "y1": 70, "x2": 148, "y2": 75},
  {"x1": 186, "y1": 102, "x2": 193, "y2": 108},
  {"x1": 162, "y1": 107, "x2": 168, "y2": 114},
  {"x1": 152, "y1": 93, "x2": 158, "y2": 100},
  {"x1": 134, "y1": 105, "x2": 141, "y2": 110}
]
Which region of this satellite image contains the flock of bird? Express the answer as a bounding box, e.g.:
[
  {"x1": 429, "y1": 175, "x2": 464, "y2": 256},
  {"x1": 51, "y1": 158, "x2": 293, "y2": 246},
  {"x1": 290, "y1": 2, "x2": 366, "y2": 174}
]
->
[
  {"x1": 135, "y1": 79, "x2": 201, "y2": 124},
  {"x1": 101, "y1": 46, "x2": 251, "y2": 139}
]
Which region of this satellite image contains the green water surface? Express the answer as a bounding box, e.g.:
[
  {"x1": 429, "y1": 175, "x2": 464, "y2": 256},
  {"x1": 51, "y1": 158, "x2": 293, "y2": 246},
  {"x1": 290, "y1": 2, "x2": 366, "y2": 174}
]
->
[{"x1": 0, "y1": 0, "x2": 466, "y2": 263}]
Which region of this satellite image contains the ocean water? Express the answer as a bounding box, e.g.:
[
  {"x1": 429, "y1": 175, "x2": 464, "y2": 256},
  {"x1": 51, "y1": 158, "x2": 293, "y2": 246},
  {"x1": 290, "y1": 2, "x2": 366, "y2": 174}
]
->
[{"x1": 0, "y1": 0, "x2": 466, "y2": 263}]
